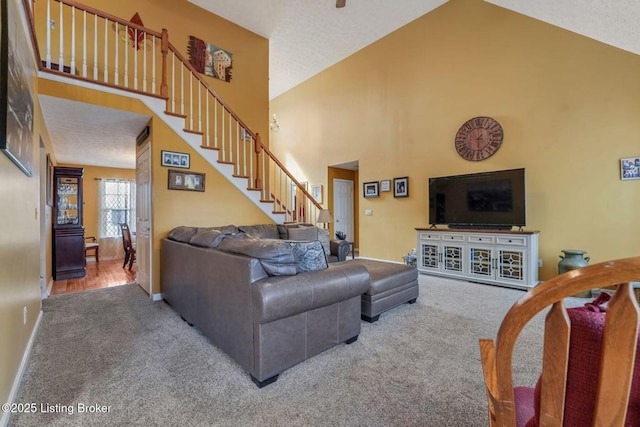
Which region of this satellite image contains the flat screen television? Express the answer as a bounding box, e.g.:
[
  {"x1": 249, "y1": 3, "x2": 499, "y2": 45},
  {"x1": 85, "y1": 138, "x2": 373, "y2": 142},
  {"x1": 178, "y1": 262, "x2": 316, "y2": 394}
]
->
[{"x1": 428, "y1": 168, "x2": 526, "y2": 230}]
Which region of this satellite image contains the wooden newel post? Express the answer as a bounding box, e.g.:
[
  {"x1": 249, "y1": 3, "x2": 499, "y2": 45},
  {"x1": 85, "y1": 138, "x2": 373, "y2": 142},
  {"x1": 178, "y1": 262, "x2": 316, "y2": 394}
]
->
[
  {"x1": 160, "y1": 29, "x2": 169, "y2": 99},
  {"x1": 254, "y1": 133, "x2": 262, "y2": 190}
]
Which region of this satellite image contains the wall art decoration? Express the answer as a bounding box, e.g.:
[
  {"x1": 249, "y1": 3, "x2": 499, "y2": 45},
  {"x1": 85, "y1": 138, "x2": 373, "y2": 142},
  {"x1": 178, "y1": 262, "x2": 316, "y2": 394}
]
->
[
  {"x1": 380, "y1": 179, "x2": 391, "y2": 192},
  {"x1": 311, "y1": 184, "x2": 323, "y2": 203},
  {"x1": 112, "y1": 12, "x2": 150, "y2": 51},
  {"x1": 188, "y1": 36, "x2": 233, "y2": 82},
  {"x1": 1, "y1": 0, "x2": 35, "y2": 176},
  {"x1": 394, "y1": 177, "x2": 409, "y2": 198},
  {"x1": 162, "y1": 150, "x2": 190, "y2": 169},
  {"x1": 363, "y1": 181, "x2": 379, "y2": 198},
  {"x1": 621, "y1": 157, "x2": 640, "y2": 180},
  {"x1": 168, "y1": 169, "x2": 205, "y2": 192}
]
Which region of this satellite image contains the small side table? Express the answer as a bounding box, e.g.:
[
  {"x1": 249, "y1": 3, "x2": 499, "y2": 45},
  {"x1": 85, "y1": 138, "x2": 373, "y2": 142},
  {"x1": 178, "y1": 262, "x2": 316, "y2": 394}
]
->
[{"x1": 346, "y1": 242, "x2": 355, "y2": 259}]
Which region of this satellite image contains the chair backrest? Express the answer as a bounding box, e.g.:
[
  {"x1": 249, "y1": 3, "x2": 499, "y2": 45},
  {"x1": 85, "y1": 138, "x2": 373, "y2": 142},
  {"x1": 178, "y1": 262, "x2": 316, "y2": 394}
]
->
[
  {"x1": 120, "y1": 223, "x2": 133, "y2": 251},
  {"x1": 479, "y1": 256, "x2": 640, "y2": 427}
]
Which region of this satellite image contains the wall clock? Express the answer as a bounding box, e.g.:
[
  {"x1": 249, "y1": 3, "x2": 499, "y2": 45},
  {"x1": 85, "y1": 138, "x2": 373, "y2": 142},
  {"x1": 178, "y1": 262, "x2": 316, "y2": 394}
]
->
[{"x1": 454, "y1": 116, "x2": 504, "y2": 161}]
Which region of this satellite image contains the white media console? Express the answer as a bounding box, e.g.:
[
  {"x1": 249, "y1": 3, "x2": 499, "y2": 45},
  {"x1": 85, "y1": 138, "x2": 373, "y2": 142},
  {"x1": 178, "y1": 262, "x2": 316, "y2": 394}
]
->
[{"x1": 415, "y1": 228, "x2": 540, "y2": 290}]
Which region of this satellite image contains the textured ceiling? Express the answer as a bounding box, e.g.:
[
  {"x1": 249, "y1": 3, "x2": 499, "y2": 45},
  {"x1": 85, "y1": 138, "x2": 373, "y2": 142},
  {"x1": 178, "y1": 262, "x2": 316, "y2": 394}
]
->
[
  {"x1": 43, "y1": 0, "x2": 640, "y2": 168},
  {"x1": 40, "y1": 95, "x2": 150, "y2": 169},
  {"x1": 190, "y1": 0, "x2": 640, "y2": 100}
]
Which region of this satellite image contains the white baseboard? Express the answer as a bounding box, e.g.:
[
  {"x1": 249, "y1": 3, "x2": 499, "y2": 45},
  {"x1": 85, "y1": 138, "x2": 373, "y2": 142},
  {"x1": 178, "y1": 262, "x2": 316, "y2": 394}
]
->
[
  {"x1": 45, "y1": 277, "x2": 54, "y2": 297},
  {"x1": 152, "y1": 292, "x2": 164, "y2": 301},
  {"x1": 1, "y1": 310, "x2": 43, "y2": 427},
  {"x1": 354, "y1": 256, "x2": 405, "y2": 265}
]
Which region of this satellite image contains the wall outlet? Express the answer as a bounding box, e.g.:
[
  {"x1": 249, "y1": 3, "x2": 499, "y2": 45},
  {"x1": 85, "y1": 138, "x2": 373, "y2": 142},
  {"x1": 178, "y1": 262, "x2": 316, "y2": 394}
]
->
[
  {"x1": 23, "y1": 306, "x2": 27, "y2": 325},
  {"x1": 364, "y1": 209, "x2": 372, "y2": 216},
  {"x1": 537, "y1": 259, "x2": 543, "y2": 268}
]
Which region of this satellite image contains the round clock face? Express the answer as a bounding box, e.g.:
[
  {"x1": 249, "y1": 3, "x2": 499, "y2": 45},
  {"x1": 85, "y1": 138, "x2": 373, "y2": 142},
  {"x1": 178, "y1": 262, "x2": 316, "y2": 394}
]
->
[{"x1": 454, "y1": 116, "x2": 504, "y2": 161}]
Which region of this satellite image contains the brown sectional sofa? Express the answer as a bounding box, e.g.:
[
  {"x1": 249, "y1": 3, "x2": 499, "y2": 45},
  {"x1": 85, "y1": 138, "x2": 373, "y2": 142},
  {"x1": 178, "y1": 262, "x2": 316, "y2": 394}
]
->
[{"x1": 161, "y1": 224, "x2": 369, "y2": 387}]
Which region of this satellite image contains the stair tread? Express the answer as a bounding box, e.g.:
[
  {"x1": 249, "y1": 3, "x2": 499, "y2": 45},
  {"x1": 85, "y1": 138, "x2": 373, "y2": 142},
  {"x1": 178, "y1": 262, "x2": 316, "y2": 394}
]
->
[
  {"x1": 218, "y1": 160, "x2": 234, "y2": 165},
  {"x1": 232, "y1": 174, "x2": 249, "y2": 178},
  {"x1": 165, "y1": 111, "x2": 187, "y2": 119},
  {"x1": 184, "y1": 128, "x2": 204, "y2": 135},
  {"x1": 200, "y1": 145, "x2": 219, "y2": 151}
]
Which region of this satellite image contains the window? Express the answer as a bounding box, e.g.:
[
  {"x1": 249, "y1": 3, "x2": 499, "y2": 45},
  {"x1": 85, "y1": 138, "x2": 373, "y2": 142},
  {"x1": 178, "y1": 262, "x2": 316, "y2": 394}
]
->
[{"x1": 99, "y1": 179, "x2": 136, "y2": 238}]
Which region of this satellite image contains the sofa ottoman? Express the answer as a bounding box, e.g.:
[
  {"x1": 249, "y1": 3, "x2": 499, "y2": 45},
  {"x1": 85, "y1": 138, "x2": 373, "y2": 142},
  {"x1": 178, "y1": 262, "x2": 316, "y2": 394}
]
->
[{"x1": 347, "y1": 259, "x2": 419, "y2": 322}]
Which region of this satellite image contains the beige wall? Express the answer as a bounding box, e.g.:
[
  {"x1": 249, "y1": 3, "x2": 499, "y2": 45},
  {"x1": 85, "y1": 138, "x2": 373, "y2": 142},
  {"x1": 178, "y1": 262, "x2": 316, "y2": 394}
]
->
[
  {"x1": 270, "y1": 0, "x2": 640, "y2": 279},
  {"x1": 0, "y1": 0, "x2": 45, "y2": 409}
]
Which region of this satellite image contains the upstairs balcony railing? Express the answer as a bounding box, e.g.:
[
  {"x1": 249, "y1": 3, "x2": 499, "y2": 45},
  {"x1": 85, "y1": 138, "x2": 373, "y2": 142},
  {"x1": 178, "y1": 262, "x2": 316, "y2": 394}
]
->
[{"x1": 27, "y1": 0, "x2": 323, "y2": 224}]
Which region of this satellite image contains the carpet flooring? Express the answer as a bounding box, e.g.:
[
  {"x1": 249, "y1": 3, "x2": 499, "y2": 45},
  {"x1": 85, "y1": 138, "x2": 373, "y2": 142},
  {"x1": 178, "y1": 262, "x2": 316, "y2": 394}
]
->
[{"x1": 11, "y1": 275, "x2": 554, "y2": 426}]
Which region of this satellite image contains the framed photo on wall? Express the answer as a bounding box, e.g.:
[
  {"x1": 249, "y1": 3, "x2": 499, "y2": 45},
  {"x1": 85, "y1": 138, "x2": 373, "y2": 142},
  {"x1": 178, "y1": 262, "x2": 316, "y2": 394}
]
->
[
  {"x1": 620, "y1": 157, "x2": 640, "y2": 180},
  {"x1": 1, "y1": 0, "x2": 35, "y2": 177},
  {"x1": 310, "y1": 184, "x2": 323, "y2": 203},
  {"x1": 394, "y1": 177, "x2": 409, "y2": 198},
  {"x1": 168, "y1": 169, "x2": 205, "y2": 191},
  {"x1": 363, "y1": 181, "x2": 379, "y2": 198},
  {"x1": 162, "y1": 150, "x2": 190, "y2": 169},
  {"x1": 380, "y1": 179, "x2": 391, "y2": 192}
]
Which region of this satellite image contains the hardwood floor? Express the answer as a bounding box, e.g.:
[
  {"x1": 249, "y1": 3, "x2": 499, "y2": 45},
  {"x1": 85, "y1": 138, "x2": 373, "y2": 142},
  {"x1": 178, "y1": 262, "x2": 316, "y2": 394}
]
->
[{"x1": 50, "y1": 259, "x2": 136, "y2": 296}]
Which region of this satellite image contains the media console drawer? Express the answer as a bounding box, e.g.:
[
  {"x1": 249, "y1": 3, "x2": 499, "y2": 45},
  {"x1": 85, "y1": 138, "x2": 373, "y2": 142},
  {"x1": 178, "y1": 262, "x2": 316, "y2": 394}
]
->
[
  {"x1": 468, "y1": 235, "x2": 495, "y2": 244},
  {"x1": 496, "y1": 236, "x2": 527, "y2": 246}
]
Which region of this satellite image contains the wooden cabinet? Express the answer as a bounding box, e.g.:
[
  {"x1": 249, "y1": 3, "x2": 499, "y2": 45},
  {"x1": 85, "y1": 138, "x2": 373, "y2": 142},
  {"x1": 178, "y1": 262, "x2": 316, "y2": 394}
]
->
[
  {"x1": 53, "y1": 167, "x2": 85, "y2": 280},
  {"x1": 416, "y1": 228, "x2": 540, "y2": 290}
]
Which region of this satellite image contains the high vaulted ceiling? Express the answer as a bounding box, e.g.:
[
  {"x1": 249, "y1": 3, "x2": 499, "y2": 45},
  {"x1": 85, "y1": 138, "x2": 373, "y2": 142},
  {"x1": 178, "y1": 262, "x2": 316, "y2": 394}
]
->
[
  {"x1": 189, "y1": 0, "x2": 640, "y2": 100},
  {"x1": 45, "y1": 0, "x2": 640, "y2": 168}
]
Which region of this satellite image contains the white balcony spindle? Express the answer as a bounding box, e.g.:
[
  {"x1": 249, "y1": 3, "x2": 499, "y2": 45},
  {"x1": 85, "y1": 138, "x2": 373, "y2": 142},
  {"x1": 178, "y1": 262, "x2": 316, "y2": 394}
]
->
[
  {"x1": 142, "y1": 31, "x2": 146, "y2": 92},
  {"x1": 171, "y1": 53, "x2": 175, "y2": 112},
  {"x1": 82, "y1": 10, "x2": 87, "y2": 77},
  {"x1": 114, "y1": 22, "x2": 119, "y2": 84},
  {"x1": 104, "y1": 18, "x2": 109, "y2": 82},
  {"x1": 134, "y1": 28, "x2": 139, "y2": 90},
  {"x1": 58, "y1": 1, "x2": 63, "y2": 69},
  {"x1": 45, "y1": 0, "x2": 51, "y2": 67},
  {"x1": 70, "y1": 6, "x2": 76, "y2": 74},
  {"x1": 93, "y1": 14, "x2": 98, "y2": 79},
  {"x1": 123, "y1": 25, "x2": 129, "y2": 87},
  {"x1": 180, "y1": 62, "x2": 184, "y2": 116},
  {"x1": 151, "y1": 35, "x2": 156, "y2": 94},
  {"x1": 214, "y1": 100, "x2": 218, "y2": 148},
  {"x1": 205, "y1": 94, "x2": 210, "y2": 146}
]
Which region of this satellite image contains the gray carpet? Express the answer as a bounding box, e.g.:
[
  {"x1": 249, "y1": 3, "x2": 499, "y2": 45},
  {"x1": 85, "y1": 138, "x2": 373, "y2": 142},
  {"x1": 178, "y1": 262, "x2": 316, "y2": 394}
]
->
[{"x1": 11, "y1": 276, "x2": 550, "y2": 426}]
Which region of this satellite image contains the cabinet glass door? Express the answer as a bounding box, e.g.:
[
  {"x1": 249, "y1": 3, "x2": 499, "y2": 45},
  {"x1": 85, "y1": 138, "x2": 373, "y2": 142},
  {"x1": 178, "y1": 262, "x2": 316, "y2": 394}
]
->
[
  {"x1": 56, "y1": 176, "x2": 80, "y2": 225},
  {"x1": 421, "y1": 244, "x2": 439, "y2": 269},
  {"x1": 497, "y1": 249, "x2": 525, "y2": 282},
  {"x1": 469, "y1": 247, "x2": 493, "y2": 278},
  {"x1": 442, "y1": 244, "x2": 464, "y2": 274}
]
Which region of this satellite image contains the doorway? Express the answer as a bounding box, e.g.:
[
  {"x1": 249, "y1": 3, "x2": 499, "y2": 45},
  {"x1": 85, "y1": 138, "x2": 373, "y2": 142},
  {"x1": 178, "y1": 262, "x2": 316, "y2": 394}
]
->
[{"x1": 329, "y1": 162, "x2": 359, "y2": 251}]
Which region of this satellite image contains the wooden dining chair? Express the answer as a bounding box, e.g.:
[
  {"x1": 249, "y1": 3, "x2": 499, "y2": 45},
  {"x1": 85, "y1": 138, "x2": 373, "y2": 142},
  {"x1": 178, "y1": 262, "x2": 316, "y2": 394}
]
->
[
  {"x1": 84, "y1": 236, "x2": 99, "y2": 262},
  {"x1": 120, "y1": 223, "x2": 136, "y2": 270},
  {"x1": 479, "y1": 256, "x2": 640, "y2": 427}
]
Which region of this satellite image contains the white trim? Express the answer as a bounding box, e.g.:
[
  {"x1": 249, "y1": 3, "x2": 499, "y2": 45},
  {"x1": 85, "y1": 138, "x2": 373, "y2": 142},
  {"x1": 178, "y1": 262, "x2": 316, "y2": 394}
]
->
[
  {"x1": 46, "y1": 277, "x2": 54, "y2": 297},
  {"x1": 1, "y1": 310, "x2": 43, "y2": 427},
  {"x1": 152, "y1": 293, "x2": 164, "y2": 301}
]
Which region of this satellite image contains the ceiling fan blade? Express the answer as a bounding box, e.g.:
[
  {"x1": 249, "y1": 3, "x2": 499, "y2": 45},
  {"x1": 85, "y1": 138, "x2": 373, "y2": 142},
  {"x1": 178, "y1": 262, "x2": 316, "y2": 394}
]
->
[{"x1": 336, "y1": 0, "x2": 346, "y2": 8}]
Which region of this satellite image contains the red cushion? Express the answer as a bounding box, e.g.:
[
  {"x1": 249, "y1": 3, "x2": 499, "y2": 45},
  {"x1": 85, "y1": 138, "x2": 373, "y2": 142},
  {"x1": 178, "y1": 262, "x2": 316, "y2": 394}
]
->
[
  {"x1": 514, "y1": 386, "x2": 535, "y2": 427},
  {"x1": 522, "y1": 294, "x2": 640, "y2": 426}
]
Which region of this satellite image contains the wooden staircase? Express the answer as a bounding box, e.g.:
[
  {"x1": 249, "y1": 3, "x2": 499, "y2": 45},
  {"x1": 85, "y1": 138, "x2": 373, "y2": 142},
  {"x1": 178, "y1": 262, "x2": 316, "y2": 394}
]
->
[{"x1": 26, "y1": 0, "x2": 323, "y2": 225}]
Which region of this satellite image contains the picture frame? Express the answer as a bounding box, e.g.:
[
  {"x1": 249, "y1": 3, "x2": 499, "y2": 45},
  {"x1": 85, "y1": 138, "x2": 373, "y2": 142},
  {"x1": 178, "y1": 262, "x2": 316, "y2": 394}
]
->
[
  {"x1": 363, "y1": 181, "x2": 379, "y2": 198},
  {"x1": 168, "y1": 169, "x2": 205, "y2": 191},
  {"x1": 162, "y1": 150, "x2": 190, "y2": 169},
  {"x1": 46, "y1": 152, "x2": 53, "y2": 206},
  {"x1": 394, "y1": 177, "x2": 409, "y2": 198},
  {"x1": 620, "y1": 157, "x2": 640, "y2": 180},
  {"x1": 310, "y1": 184, "x2": 323, "y2": 203},
  {"x1": 1, "y1": 0, "x2": 35, "y2": 177},
  {"x1": 380, "y1": 179, "x2": 391, "y2": 192}
]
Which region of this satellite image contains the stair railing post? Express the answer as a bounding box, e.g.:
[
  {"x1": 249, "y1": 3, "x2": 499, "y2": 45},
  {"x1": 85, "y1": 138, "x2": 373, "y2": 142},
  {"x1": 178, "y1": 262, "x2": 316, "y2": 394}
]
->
[
  {"x1": 160, "y1": 28, "x2": 169, "y2": 99},
  {"x1": 254, "y1": 133, "x2": 262, "y2": 190}
]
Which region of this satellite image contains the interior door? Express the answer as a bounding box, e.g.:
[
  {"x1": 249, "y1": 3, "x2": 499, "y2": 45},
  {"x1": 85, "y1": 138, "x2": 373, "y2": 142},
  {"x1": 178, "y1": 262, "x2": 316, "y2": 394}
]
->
[
  {"x1": 136, "y1": 143, "x2": 152, "y2": 296},
  {"x1": 333, "y1": 179, "x2": 354, "y2": 242}
]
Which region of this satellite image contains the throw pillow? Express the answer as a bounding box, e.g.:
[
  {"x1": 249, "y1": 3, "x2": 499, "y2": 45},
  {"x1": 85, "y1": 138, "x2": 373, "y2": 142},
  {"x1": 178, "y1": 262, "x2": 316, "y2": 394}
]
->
[
  {"x1": 288, "y1": 240, "x2": 328, "y2": 273},
  {"x1": 288, "y1": 226, "x2": 318, "y2": 242},
  {"x1": 317, "y1": 228, "x2": 331, "y2": 258},
  {"x1": 238, "y1": 224, "x2": 280, "y2": 239},
  {"x1": 167, "y1": 226, "x2": 199, "y2": 243},
  {"x1": 189, "y1": 229, "x2": 228, "y2": 248},
  {"x1": 218, "y1": 237, "x2": 297, "y2": 276}
]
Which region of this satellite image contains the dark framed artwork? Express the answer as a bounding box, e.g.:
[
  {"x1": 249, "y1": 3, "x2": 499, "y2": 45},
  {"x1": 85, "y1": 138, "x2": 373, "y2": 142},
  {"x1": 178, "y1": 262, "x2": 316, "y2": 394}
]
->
[
  {"x1": 620, "y1": 156, "x2": 640, "y2": 180},
  {"x1": 168, "y1": 169, "x2": 205, "y2": 192},
  {"x1": 0, "y1": 0, "x2": 35, "y2": 177},
  {"x1": 363, "y1": 181, "x2": 379, "y2": 198},
  {"x1": 46, "y1": 152, "x2": 53, "y2": 206},
  {"x1": 394, "y1": 177, "x2": 409, "y2": 198},
  {"x1": 162, "y1": 150, "x2": 190, "y2": 168}
]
